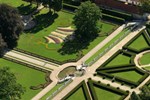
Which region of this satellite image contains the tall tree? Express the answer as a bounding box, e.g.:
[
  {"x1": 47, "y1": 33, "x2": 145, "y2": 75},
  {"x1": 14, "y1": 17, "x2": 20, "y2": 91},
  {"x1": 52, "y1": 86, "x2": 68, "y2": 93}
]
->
[
  {"x1": 73, "y1": 1, "x2": 101, "y2": 41},
  {"x1": 139, "y1": 0, "x2": 150, "y2": 13},
  {"x1": 0, "y1": 4, "x2": 23, "y2": 53},
  {"x1": 52, "y1": 0, "x2": 62, "y2": 13},
  {"x1": 0, "y1": 67, "x2": 25, "y2": 99},
  {"x1": 130, "y1": 91, "x2": 141, "y2": 100},
  {"x1": 0, "y1": 34, "x2": 6, "y2": 57},
  {"x1": 139, "y1": 86, "x2": 150, "y2": 100}
]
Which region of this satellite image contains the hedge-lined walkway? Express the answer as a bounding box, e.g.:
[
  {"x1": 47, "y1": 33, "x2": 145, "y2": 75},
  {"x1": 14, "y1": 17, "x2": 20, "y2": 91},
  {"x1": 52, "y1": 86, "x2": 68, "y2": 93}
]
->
[
  {"x1": 50, "y1": 23, "x2": 146, "y2": 100},
  {"x1": 31, "y1": 23, "x2": 125, "y2": 100},
  {"x1": 77, "y1": 24, "x2": 125, "y2": 64},
  {"x1": 4, "y1": 50, "x2": 59, "y2": 71}
]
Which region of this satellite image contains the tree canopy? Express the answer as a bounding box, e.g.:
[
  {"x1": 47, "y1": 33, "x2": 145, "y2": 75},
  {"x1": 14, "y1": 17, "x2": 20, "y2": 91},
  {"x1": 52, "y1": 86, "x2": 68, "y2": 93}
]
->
[
  {"x1": 73, "y1": 1, "x2": 101, "y2": 41},
  {"x1": 130, "y1": 86, "x2": 150, "y2": 100},
  {"x1": 0, "y1": 4, "x2": 23, "y2": 55},
  {"x1": 139, "y1": 0, "x2": 150, "y2": 13},
  {"x1": 0, "y1": 67, "x2": 25, "y2": 99}
]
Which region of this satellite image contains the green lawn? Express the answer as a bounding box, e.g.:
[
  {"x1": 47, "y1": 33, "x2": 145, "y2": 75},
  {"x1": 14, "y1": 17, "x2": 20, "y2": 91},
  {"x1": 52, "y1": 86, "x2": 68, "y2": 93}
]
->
[
  {"x1": 129, "y1": 35, "x2": 149, "y2": 51},
  {"x1": 86, "y1": 29, "x2": 130, "y2": 64},
  {"x1": 0, "y1": 59, "x2": 46, "y2": 100},
  {"x1": 111, "y1": 70, "x2": 143, "y2": 83},
  {"x1": 66, "y1": 87, "x2": 86, "y2": 100},
  {"x1": 144, "y1": 66, "x2": 150, "y2": 70},
  {"x1": 94, "y1": 86, "x2": 122, "y2": 100},
  {"x1": 106, "y1": 54, "x2": 131, "y2": 67},
  {"x1": 140, "y1": 53, "x2": 150, "y2": 65},
  {"x1": 0, "y1": 0, "x2": 28, "y2": 7},
  {"x1": 17, "y1": 10, "x2": 115, "y2": 62},
  {"x1": 0, "y1": 0, "x2": 116, "y2": 62},
  {"x1": 41, "y1": 83, "x2": 63, "y2": 100}
]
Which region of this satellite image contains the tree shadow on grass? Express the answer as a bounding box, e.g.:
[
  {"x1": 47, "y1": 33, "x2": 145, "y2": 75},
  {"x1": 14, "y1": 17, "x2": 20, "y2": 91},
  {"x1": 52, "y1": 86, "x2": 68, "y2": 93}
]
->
[
  {"x1": 26, "y1": 12, "x2": 58, "y2": 33},
  {"x1": 17, "y1": 4, "x2": 36, "y2": 15},
  {"x1": 58, "y1": 34, "x2": 98, "y2": 55}
]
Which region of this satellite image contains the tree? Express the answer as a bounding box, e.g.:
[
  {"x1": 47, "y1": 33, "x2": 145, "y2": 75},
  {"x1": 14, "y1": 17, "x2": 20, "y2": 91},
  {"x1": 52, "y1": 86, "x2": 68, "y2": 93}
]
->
[
  {"x1": 139, "y1": 0, "x2": 150, "y2": 13},
  {"x1": 42, "y1": 0, "x2": 53, "y2": 12},
  {"x1": 0, "y1": 4, "x2": 23, "y2": 53},
  {"x1": 0, "y1": 34, "x2": 6, "y2": 57},
  {"x1": 52, "y1": 0, "x2": 62, "y2": 13},
  {"x1": 139, "y1": 86, "x2": 150, "y2": 100},
  {"x1": 73, "y1": 1, "x2": 101, "y2": 41},
  {"x1": 0, "y1": 67, "x2": 25, "y2": 99},
  {"x1": 130, "y1": 91, "x2": 141, "y2": 100}
]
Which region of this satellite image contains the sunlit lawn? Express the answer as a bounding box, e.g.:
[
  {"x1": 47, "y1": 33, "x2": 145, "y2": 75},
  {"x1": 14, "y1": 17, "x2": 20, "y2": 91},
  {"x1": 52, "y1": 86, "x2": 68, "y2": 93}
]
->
[
  {"x1": 111, "y1": 70, "x2": 143, "y2": 82},
  {"x1": 129, "y1": 34, "x2": 149, "y2": 51},
  {"x1": 106, "y1": 54, "x2": 131, "y2": 67},
  {"x1": 0, "y1": 59, "x2": 46, "y2": 100},
  {"x1": 140, "y1": 53, "x2": 150, "y2": 65},
  {"x1": 94, "y1": 86, "x2": 122, "y2": 100}
]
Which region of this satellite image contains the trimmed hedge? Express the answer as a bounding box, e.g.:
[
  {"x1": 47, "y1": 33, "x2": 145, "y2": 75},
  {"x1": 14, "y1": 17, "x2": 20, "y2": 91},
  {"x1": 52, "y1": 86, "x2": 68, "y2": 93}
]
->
[
  {"x1": 97, "y1": 71, "x2": 137, "y2": 87},
  {"x1": 3, "y1": 56, "x2": 51, "y2": 73},
  {"x1": 97, "y1": 67, "x2": 148, "y2": 87},
  {"x1": 101, "y1": 8, "x2": 133, "y2": 21},
  {"x1": 96, "y1": 50, "x2": 133, "y2": 70},
  {"x1": 13, "y1": 48, "x2": 83, "y2": 65},
  {"x1": 87, "y1": 80, "x2": 128, "y2": 100},
  {"x1": 143, "y1": 30, "x2": 150, "y2": 45},
  {"x1": 30, "y1": 72, "x2": 52, "y2": 90},
  {"x1": 62, "y1": 81, "x2": 91, "y2": 100},
  {"x1": 87, "y1": 80, "x2": 98, "y2": 100},
  {"x1": 96, "y1": 64, "x2": 135, "y2": 72},
  {"x1": 123, "y1": 31, "x2": 150, "y2": 53},
  {"x1": 102, "y1": 13, "x2": 125, "y2": 24},
  {"x1": 63, "y1": 3, "x2": 78, "y2": 12}
]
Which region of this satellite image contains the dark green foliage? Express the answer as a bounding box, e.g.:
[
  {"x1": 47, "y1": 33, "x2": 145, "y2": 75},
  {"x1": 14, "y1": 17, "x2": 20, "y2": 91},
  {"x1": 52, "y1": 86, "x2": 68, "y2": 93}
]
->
[
  {"x1": 0, "y1": 34, "x2": 6, "y2": 57},
  {"x1": 62, "y1": 81, "x2": 91, "y2": 100},
  {"x1": 102, "y1": 13, "x2": 125, "y2": 24},
  {"x1": 73, "y1": 1, "x2": 102, "y2": 41},
  {"x1": 139, "y1": 0, "x2": 150, "y2": 13},
  {"x1": 140, "y1": 86, "x2": 150, "y2": 100},
  {"x1": 53, "y1": 0, "x2": 62, "y2": 12},
  {"x1": 101, "y1": 8, "x2": 133, "y2": 21},
  {"x1": 0, "y1": 4, "x2": 23, "y2": 51},
  {"x1": 87, "y1": 80, "x2": 128, "y2": 100},
  {"x1": 63, "y1": 3, "x2": 78, "y2": 12},
  {"x1": 0, "y1": 67, "x2": 25, "y2": 100},
  {"x1": 130, "y1": 92, "x2": 141, "y2": 100}
]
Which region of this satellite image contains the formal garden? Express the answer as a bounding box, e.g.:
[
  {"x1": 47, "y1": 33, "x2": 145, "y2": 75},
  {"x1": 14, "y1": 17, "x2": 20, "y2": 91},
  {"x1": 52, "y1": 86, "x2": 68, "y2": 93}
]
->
[
  {"x1": 59, "y1": 27, "x2": 150, "y2": 100},
  {"x1": 0, "y1": 0, "x2": 150, "y2": 100}
]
